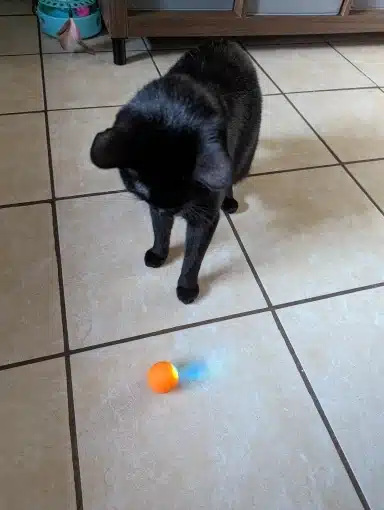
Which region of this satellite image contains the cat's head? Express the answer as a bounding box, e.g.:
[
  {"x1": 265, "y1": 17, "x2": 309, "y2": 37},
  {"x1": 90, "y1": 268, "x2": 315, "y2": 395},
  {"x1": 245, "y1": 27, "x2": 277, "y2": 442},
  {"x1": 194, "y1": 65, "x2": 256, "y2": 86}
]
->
[{"x1": 90, "y1": 82, "x2": 231, "y2": 212}]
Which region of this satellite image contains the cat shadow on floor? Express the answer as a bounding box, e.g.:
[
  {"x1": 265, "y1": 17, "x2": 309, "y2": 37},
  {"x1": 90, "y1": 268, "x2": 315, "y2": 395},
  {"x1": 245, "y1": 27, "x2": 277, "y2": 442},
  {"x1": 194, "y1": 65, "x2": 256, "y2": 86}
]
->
[
  {"x1": 198, "y1": 265, "x2": 238, "y2": 300},
  {"x1": 141, "y1": 163, "x2": 374, "y2": 302},
  {"x1": 233, "y1": 167, "x2": 373, "y2": 233},
  {"x1": 151, "y1": 239, "x2": 241, "y2": 300},
  {"x1": 160, "y1": 247, "x2": 236, "y2": 299},
  {"x1": 167, "y1": 244, "x2": 184, "y2": 265}
]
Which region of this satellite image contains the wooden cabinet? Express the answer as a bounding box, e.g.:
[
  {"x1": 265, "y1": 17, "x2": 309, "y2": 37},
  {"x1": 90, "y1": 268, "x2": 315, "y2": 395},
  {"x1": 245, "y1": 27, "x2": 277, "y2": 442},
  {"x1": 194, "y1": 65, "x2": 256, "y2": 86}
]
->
[
  {"x1": 98, "y1": 0, "x2": 384, "y2": 65},
  {"x1": 127, "y1": 0, "x2": 234, "y2": 10}
]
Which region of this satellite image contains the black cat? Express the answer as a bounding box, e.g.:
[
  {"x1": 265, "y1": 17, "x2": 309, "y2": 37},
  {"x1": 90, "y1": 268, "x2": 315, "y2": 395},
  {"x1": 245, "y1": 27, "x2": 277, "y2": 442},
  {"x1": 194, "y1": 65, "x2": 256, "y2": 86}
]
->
[{"x1": 90, "y1": 40, "x2": 262, "y2": 304}]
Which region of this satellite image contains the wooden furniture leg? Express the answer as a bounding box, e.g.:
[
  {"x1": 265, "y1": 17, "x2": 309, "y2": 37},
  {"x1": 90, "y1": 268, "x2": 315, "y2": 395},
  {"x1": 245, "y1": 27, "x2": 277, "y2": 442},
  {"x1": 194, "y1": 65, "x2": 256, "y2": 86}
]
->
[
  {"x1": 112, "y1": 37, "x2": 126, "y2": 65},
  {"x1": 339, "y1": 0, "x2": 353, "y2": 16},
  {"x1": 99, "y1": 0, "x2": 129, "y2": 64},
  {"x1": 233, "y1": 0, "x2": 246, "y2": 17}
]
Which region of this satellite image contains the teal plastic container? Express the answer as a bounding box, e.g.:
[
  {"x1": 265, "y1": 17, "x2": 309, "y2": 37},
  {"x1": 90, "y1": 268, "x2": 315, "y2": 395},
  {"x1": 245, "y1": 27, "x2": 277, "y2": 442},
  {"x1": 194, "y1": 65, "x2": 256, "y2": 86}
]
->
[{"x1": 37, "y1": 0, "x2": 101, "y2": 39}]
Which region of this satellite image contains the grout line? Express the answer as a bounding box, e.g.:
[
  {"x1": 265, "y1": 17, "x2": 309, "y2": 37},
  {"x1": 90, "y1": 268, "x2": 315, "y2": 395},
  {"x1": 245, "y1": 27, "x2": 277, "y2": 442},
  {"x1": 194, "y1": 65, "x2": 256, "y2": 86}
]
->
[
  {"x1": 36, "y1": 20, "x2": 84, "y2": 510},
  {"x1": 342, "y1": 165, "x2": 384, "y2": 215},
  {"x1": 2, "y1": 153, "x2": 384, "y2": 212},
  {"x1": 286, "y1": 85, "x2": 379, "y2": 94},
  {"x1": 0, "y1": 352, "x2": 65, "y2": 372},
  {"x1": 0, "y1": 92, "x2": 380, "y2": 118},
  {"x1": 143, "y1": 39, "x2": 162, "y2": 77},
  {"x1": 271, "y1": 310, "x2": 372, "y2": 510},
  {"x1": 68, "y1": 307, "x2": 271, "y2": 356},
  {"x1": 1, "y1": 86, "x2": 381, "y2": 115},
  {"x1": 274, "y1": 280, "x2": 384, "y2": 310},
  {"x1": 48, "y1": 104, "x2": 125, "y2": 112},
  {"x1": 56, "y1": 189, "x2": 127, "y2": 202},
  {"x1": 343, "y1": 155, "x2": 384, "y2": 166},
  {"x1": 1, "y1": 278, "x2": 383, "y2": 371},
  {"x1": 249, "y1": 156, "x2": 384, "y2": 177},
  {"x1": 241, "y1": 44, "x2": 374, "y2": 509},
  {"x1": 248, "y1": 162, "x2": 338, "y2": 177},
  {"x1": 0, "y1": 52, "x2": 42, "y2": 59},
  {"x1": 225, "y1": 212, "x2": 372, "y2": 510},
  {"x1": 327, "y1": 41, "x2": 380, "y2": 87},
  {"x1": 0, "y1": 109, "x2": 44, "y2": 117},
  {"x1": 243, "y1": 46, "x2": 384, "y2": 218},
  {"x1": 225, "y1": 213, "x2": 271, "y2": 306},
  {"x1": 0, "y1": 52, "x2": 40, "y2": 57},
  {"x1": 284, "y1": 99, "x2": 384, "y2": 216},
  {"x1": 0, "y1": 198, "x2": 52, "y2": 210}
]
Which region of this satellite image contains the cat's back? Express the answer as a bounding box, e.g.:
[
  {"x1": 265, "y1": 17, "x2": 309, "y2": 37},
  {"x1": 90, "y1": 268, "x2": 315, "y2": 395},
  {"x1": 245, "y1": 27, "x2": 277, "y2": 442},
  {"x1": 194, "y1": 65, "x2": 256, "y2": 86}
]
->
[
  {"x1": 167, "y1": 40, "x2": 258, "y2": 98},
  {"x1": 165, "y1": 40, "x2": 262, "y2": 181}
]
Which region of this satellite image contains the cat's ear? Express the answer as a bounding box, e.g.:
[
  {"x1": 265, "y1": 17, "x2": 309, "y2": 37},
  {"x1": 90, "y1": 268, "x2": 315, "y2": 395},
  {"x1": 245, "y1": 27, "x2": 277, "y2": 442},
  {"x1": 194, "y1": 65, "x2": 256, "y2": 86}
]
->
[
  {"x1": 90, "y1": 127, "x2": 126, "y2": 169},
  {"x1": 194, "y1": 140, "x2": 232, "y2": 192}
]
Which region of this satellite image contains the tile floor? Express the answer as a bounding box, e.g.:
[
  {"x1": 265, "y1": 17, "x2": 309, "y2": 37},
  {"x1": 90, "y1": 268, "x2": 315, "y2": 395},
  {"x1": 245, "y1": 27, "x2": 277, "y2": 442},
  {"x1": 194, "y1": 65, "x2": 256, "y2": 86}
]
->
[{"x1": 1, "y1": 4, "x2": 383, "y2": 510}]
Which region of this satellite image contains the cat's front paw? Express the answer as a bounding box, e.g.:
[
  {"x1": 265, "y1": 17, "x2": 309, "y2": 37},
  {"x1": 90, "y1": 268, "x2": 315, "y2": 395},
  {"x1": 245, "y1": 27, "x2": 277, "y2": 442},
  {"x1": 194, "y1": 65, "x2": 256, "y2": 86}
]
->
[
  {"x1": 144, "y1": 249, "x2": 167, "y2": 268},
  {"x1": 222, "y1": 197, "x2": 239, "y2": 214},
  {"x1": 177, "y1": 285, "x2": 199, "y2": 304}
]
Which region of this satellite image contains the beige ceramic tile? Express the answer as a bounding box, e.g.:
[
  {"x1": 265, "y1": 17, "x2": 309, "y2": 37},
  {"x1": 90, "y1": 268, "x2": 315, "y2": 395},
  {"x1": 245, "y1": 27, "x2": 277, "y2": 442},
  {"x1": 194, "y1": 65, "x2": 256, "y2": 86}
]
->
[
  {"x1": 247, "y1": 45, "x2": 373, "y2": 92},
  {"x1": 0, "y1": 16, "x2": 38, "y2": 55},
  {"x1": 289, "y1": 89, "x2": 384, "y2": 162},
  {"x1": 347, "y1": 160, "x2": 384, "y2": 210},
  {"x1": 49, "y1": 107, "x2": 123, "y2": 197},
  {"x1": 278, "y1": 287, "x2": 384, "y2": 510},
  {"x1": 44, "y1": 51, "x2": 158, "y2": 109},
  {"x1": 254, "y1": 62, "x2": 280, "y2": 95},
  {"x1": 0, "y1": 0, "x2": 30, "y2": 14},
  {"x1": 332, "y1": 40, "x2": 384, "y2": 85},
  {"x1": 244, "y1": 35, "x2": 327, "y2": 47},
  {"x1": 57, "y1": 194, "x2": 266, "y2": 348},
  {"x1": 250, "y1": 95, "x2": 336, "y2": 174},
  {"x1": 151, "y1": 49, "x2": 186, "y2": 74},
  {"x1": 0, "y1": 113, "x2": 50, "y2": 205},
  {"x1": 72, "y1": 313, "x2": 363, "y2": 510},
  {"x1": 0, "y1": 359, "x2": 76, "y2": 510},
  {"x1": 0, "y1": 205, "x2": 63, "y2": 366},
  {"x1": 231, "y1": 166, "x2": 384, "y2": 304},
  {"x1": 0, "y1": 55, "x2": 43, "y2": 114},
  {"x1": 152, "y1": 49, "x2": 279, "y2": 95},
  {"x1": 41, "y1": 31, "x2": 146, "y2": 54}
]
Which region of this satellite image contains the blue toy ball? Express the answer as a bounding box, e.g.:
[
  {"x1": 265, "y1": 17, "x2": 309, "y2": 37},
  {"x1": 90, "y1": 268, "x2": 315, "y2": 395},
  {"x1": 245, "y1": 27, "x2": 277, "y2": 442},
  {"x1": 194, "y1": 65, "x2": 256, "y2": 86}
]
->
[{"x1": 37, "y1": 0, "x2": 101, "y2": 39}]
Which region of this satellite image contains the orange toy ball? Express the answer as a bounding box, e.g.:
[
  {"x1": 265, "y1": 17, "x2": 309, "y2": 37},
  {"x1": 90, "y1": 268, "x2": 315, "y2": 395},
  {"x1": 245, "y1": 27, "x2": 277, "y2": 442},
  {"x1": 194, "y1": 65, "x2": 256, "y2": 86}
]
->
[{"x1": 147, "y1": 361, "x2": 179, "y2": 394}]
